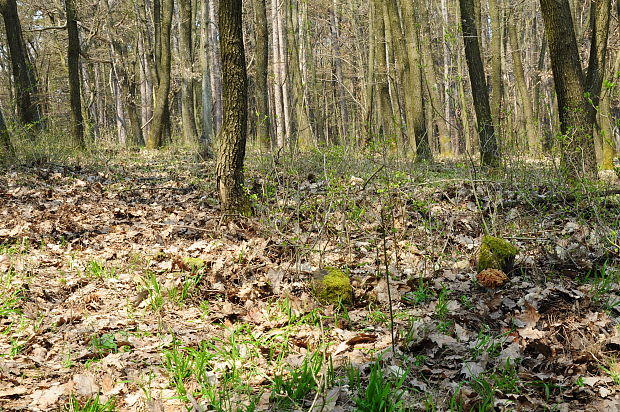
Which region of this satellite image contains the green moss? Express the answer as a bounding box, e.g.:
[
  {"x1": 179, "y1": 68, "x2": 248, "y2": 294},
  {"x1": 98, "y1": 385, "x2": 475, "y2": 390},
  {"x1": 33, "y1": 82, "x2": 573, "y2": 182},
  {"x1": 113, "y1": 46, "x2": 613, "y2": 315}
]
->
[
  {"x1": 182, "y1": 257, "x2": 206, "y2": 270},
  {"x1": 311, "y1": 267, "x2": 353, "y2": 305},
  {"x1": 477, "y1": 235, "x2": 518, "y2": 272}
]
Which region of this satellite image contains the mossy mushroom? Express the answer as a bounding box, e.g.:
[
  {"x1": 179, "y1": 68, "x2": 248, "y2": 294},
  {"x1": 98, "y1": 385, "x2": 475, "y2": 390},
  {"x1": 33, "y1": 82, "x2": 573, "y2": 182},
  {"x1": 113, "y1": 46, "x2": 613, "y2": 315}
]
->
[
  {"x1": 477, "y1": 235, "x2": 518, "y2": 272},
  {"x1": 311, "y1": 267, "x2": 353, "y2": 305}
]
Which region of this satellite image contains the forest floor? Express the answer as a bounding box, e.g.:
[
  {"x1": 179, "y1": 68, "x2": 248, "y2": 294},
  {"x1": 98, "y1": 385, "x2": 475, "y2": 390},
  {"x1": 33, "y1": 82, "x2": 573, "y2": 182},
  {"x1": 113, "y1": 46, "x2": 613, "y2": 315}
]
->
[{"x1": 1, "y1": 147, "x2": 620, "y2": 411}]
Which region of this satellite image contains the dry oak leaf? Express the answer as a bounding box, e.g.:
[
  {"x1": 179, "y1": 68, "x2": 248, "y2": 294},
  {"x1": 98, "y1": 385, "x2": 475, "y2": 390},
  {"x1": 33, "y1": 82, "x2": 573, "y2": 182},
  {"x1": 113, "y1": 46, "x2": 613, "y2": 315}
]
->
[{"x1": 476, "y1": 268, "x2": 508, "y2": 288}]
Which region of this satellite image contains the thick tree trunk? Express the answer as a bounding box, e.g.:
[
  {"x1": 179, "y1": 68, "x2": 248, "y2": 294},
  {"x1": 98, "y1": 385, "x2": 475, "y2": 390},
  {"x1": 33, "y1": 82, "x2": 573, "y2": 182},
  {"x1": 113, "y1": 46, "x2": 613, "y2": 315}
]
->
[
  {"x1": 539, "y1": 0, "x2": 597, "y2": 178},
  {"x1": 217, "y1": 0, "x2": 250, "y2": 215},
  {"x1": 0, "y1": 0, "x2": 44, "y2": 131},
  {"x1": 65, "y1": 0, "x2": 84, "y2": 146},
  {"x1": 178, "y1": 0, "x2": 199, "y2": 144},
  {"x1": 459, "y1": 0, "x2": 500, "y2": 166},
  {"x1": 253, "y1": 0, "x2": 271, "y2": 150},
  {"x1": 147, "y1": 0, "x2": 174, "y2": 149}
]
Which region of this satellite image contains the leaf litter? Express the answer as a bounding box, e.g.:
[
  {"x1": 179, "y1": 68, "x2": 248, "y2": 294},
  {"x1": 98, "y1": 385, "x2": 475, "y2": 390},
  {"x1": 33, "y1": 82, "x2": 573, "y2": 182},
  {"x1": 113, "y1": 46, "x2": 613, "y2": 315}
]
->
[{"x1": 0, "y1": 150, "x2": 619, "y2": 410}]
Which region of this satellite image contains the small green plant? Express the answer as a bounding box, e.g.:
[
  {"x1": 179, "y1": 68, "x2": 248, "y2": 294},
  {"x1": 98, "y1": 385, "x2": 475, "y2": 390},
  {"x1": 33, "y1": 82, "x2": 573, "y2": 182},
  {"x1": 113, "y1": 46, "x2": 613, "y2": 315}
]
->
[
  {"x1": 470, "y1": 326, "x2": 503, "y2": 360},
  {"x1": 402, "y1": 277, "x2": 434, "y2": 306},
  {"x1": 490, "y1": 359, "x2": 521, "y2": 394},
  {"x1": 85, "y1": 260, "x2": 115, "y2": 279},
  {"x1": 0, "y1": 289, "x2": 22, "y2": 318},
  {"x1": 143, "y1": 271, "x2": 163, "y2": 311},
  {"x1": 271, "y1": 351, "x2": 324, "y2": 408},
  {"x1": 600, "y1": 356, "x2": 620, "y2": 385},
  {"x1": 354, "y1": 360, "x2": 407, "y2": 412},
  {"x1": 90, "y1": 333, "x2": 117, "y2": 356},
  {"x1": 63, "y1": 394, "x2": 116, "y2": 411},
  {"x1": 163, "y1": 343, "x2": 194, "y2": 400}
]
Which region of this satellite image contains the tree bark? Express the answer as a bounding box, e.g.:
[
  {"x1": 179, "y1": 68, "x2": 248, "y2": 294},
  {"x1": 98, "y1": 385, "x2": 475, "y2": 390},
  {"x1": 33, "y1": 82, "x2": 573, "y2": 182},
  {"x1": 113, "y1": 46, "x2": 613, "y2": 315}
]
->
[
  {"x1": 459, "y1": 0, "x2": 500, "y2": 166},
  {"x1": 217, "y1": 0, "x2": 250, "y2": 215},
  {"x1": 508, "y1": 14, "x2": 539, "y2": 154},
  {"x1": 147, "y1": 0, "x2": 174, "y2": 149},
  {"x1": 417, "y1": 0, "x2": 451, "y2": 156},
  {"x1": 372, "y1": 0, "x2": 395, "y2": 145},
  {"x1": 65, "y1": 0, "x2": 85, "y2": 147},
  {"x1": 539, "y1": 0, "x2": 597, "y2": 178},
  {"x1": 488, "y1": 0, "x2": 503, "y2": 135},
  {"x1": 178, "y1": 0, "x2": 199, "y2": 144},
  {"x1": 0, "y1": 104, "x2": 13, "y2": 156},
  {"x1": 0, "y1": 0, "x2": 44, "y2": 131},
  {"x1": 401, "y1": 0, "x2": 432, "y2": 161},
  {"x1": 253, "y1": 0, "x2": 271, "y2": 150},
  {"x1": 200, "y1": 0, "x2": 214, "y2": 158}
]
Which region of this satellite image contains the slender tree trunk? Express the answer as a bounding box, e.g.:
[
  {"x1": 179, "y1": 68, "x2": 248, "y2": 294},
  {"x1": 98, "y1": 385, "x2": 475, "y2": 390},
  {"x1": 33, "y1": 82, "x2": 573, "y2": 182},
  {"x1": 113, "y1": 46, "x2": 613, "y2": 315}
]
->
[
  {"x1": 217, "y1": 0, "x2": 250, "y2": 215},
  {"x1": 147, "y1": 0, "x2": 174, "y2": 149},
  {"x1": 179, "y1": 0, "x2": 199, "y2": 144},
  {"x1": 111, "y1": 61, "x2": 128, "y2": 145},
  {"x1": 0, "y1": 105, "x2": 13, "y2": 156},
  {"x1": 508, "y1": 14, "x2": 539, "y2": 154},
  {"x1": 417, "y1": 0, "x2": 451, "y2": 155},
  {"x1": 289, "y1": 0, "x2": 313, "y2": 150},
  {"x1": 373, "y1": 0, "x2": 394, "y2": 145},
  {"x1": 253, "y1": 0, "x2": 271, "y2": 150},
  {"x1": 585, "y1": 0, "x2": 611, "y2": 118},
  {"x1": 200, "y1": 0, "x2": 214, "y2": 158},
  {"x1": 330, "y1": 0, "x2": 348, "y2": 145},
  {"x1": 271, "y1": 0, "x2": 286, "y2": 147},
  {"x1": 208, "y1": 0, "x2": 223, "y2": 135},
  {"x1": 459, "y1": 0, "x2": 501, "y2": 166},
  {"x1": 599, "y1": 50, "x2": 619, "y2": 169},
  {"x1": 539, "y1": 0, "x2": 598, "y2": 178},
  {"x1": 0, "y1": 0, "x2": 44, "y2": 131},
  {"x1": 488, "y1": 0, "x2": 502, "y2": 136}
]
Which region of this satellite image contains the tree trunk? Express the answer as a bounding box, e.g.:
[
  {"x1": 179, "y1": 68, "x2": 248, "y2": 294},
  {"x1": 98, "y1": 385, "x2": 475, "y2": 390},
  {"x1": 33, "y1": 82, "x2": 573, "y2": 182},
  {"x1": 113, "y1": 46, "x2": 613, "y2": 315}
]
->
[
  {"x1": 459, "y1": 0, "x2": 500, "y2": 166},
  {"x1": 147, "y1": 0, "x2": 174, "y2": 149},
  {"x1": 208, "y1": 0, "x2": 223, "y2": 135},
  {"x1": 488, "y1": 0, "x2": 502, "y2": 136},
  {"x1": 330, "y1": 0, "x2": 348, "y2": 145},
  {"x1": 401, "y1": 0, "x2": 432, "y2": 161},
  {"x1": 178, "y1": 0, "x2": 199, "y2": 144},
  {"x1": 372, "y1": 0, "x2": 395, "y2": 145},
  {"x1": 217, "y1": 0, "x2": 250, "y2": 215},
  {"x1": 508, "y1": 14, "x2": 539, "y2": 154},
  {"x1": 599, "y1": 41, "x2": 619, "y2": 169},
  {"x1": 253, "y1": 0, "x2": 271, "y2": 150},
  {"x1": 65, "y1": 0, "x2": 85, "y2": 146},
  {"x1": 539, "y1": 0, "x2": 597, "y2": 178},
  {"x1": 417, "y1": 0, "x2": 451, "y2": 156},
  {"x1": 0, "y1": 0, "x2": 44, "y2": 131},
  {"x1": 584, "y1": 0, "x2": 611, "y2": 118},
  {"x1": 0, "y1": 104, "x2": 13, "y2": 156},
  {"x1": 288, "y1": 0, "x2": 314, "y2": 150},
  {"x1": 200, "y1": 0, "x2": 214, "y2": 158}
]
